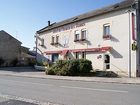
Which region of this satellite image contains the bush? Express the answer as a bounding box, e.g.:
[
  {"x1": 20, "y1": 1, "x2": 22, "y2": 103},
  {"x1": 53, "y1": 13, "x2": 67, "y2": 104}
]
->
[
  {"x1": 10, "y1": 58, "x2": 18, "y2": 66},
  {"x1": 28, "y1": 59, "x2": 36, "y2": 66},
  {"x1": 79, "y1": 59, "x2": 92, "y2": 75},
  {"x1": 0, "y1": 57, "x2": 4, "y2": 66},
  {"x1": 47, "y1": 59, "x2": 93, "y2": 76}
]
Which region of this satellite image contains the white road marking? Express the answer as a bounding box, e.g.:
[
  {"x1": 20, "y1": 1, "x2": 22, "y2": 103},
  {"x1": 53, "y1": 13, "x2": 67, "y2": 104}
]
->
[{"x1": 60, "y1": 86, "x2": 128, "y2": 93}]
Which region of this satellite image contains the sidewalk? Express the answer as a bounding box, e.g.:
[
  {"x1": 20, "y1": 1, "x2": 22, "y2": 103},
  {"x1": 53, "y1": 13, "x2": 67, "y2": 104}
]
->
[{"x1": 0, "y1": 68, "x2": 140, "y2": 84}]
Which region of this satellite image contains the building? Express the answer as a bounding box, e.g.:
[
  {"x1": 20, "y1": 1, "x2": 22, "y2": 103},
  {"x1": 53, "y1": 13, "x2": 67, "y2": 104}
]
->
[
  {"x1": 36, "y1": 0, "x2": 140, "y2": 77},
  {"x1": 0, "y1": 30, "x2": 34, "y2": 66}
]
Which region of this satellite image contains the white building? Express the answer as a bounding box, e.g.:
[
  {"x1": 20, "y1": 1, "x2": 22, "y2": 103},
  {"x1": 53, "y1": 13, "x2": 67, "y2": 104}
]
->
[{"x1": 36, "y1": 0, "x2": 140, "y2": 77}]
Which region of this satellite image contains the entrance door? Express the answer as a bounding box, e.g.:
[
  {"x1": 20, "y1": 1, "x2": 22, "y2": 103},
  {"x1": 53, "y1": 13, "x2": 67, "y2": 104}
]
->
[
  {"x1": 104, "y1": 54, "x2": 110, "y2": 70},
  {"x1": 52, "y1": 54, "x2": 59, "y2": 62}
]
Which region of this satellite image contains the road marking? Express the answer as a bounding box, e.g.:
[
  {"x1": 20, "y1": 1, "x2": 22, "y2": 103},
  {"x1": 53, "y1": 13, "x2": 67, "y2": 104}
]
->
[
  {"x1": 0, "y1": 78, "x2": 53, "y2": 87},
  {"x1": 61, "y1": 86, "x2": 128, "y2": 93}
]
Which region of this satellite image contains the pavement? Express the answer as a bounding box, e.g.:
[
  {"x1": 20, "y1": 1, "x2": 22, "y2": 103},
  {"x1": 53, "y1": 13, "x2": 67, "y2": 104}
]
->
[
  {"x1": 0, "y1": 96, "x2": 38, "y2": 105},
  {"x1": 0, "y1": 75, "x2": 140, "y2": 105},
  {"x1": 0, "y1": 67, "x2": 140, "y2": 84}
]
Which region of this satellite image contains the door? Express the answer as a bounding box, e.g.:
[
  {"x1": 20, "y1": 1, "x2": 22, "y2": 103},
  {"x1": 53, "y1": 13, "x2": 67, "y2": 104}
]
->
[
  {"x1": 52, "y1": 54, "x2": 59, "y2": 62},
  {"x1": 104, "y1": 54, "x2": 110, "y2": 70}
]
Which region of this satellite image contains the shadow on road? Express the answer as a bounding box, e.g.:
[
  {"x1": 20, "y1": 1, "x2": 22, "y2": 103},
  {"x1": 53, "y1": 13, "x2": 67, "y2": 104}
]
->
[{"x1": 0, "y1": 67, "x2": 43, "y2": 73}]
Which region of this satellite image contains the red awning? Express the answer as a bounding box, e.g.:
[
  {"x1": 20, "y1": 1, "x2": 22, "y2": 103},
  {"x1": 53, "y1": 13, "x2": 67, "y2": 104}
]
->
[
  {"x1": 61, "y1": 50, "x2": 69, "y2": 55},
  {"x1": 45, "y1": 51, "x2": 62, "y2": 55},
  {"x1": 44, "y1": 46, "x2": 112, "y2": 54},
  {"x1": 72, "y1": 49, "x2": 86, "y2": 53},
  {"x1": 101, "y1": 46, "x2": 112, "y2": 52}
]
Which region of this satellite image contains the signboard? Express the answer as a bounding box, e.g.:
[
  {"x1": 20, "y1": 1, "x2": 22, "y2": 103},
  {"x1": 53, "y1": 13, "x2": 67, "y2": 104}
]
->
[{"x1": 52, "y1": 23, "x2": 85, "y2": 33}]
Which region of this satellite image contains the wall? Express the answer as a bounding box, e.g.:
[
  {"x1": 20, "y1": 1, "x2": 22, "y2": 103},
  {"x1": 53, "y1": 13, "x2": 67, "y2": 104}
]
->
[
  {"x1": 0, "y1": 31, "x2": 21, "y2": 66},
  {"x1": 37, "y1": 8, "x2": 137, "y2": 77}
]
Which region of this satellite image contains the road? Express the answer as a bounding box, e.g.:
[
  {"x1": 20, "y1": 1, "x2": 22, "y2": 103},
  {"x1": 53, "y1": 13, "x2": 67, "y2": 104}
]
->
[{"x1": 0, "y1": 75, "x2": 140, "y2": 105}]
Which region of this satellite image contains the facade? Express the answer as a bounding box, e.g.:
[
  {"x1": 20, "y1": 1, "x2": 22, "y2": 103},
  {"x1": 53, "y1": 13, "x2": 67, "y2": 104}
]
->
[
  {"x1": 0, "y1": 30, "x2": 22, "y2": 66},
  {"x1": 36, "y1": 0, "x2": 140, "y2": 77},
  {"x1": 0, "y1": 30, "x2": 33, "y2": 66}
]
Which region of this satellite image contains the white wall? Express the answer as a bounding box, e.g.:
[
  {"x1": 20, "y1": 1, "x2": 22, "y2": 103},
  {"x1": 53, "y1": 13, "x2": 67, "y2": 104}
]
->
[{"x1": 37, "y1": 8, "x2": 137, "y2": 77}]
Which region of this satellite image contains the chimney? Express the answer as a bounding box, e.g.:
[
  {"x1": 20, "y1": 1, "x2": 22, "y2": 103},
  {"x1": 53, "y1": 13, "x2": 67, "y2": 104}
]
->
[{"x1": 48, "y1": 21, "x2": 51, "y2": 26}]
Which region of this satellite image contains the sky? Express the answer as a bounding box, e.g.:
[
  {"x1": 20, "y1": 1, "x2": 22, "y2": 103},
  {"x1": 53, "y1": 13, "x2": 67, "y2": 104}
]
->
[{"x1": 0, "y1": 0, "x2": 122, "y2": 50}]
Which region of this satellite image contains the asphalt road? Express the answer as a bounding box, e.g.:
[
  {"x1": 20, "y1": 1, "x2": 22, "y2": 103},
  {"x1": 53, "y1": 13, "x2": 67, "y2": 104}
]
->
[{"x1": 0, "y1": 75, "x2": 140, "y2": 105}]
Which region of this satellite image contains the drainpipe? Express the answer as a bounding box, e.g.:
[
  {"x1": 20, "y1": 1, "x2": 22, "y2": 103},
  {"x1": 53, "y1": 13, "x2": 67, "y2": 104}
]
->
[{"x1": 127, "y1": 9, "x2": 132, "y2": 78}]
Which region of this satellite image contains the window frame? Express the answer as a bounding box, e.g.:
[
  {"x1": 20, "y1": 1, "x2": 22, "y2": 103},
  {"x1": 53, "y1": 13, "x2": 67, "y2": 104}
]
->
[
  {"x1": 74, "y1": 30, "x2": 80, "y2": 41},
  {"x1": 56, "y1": 35, "x2": 59, "y2": 44},
  {"x1": 51, "y1": 36, "x2": 55, "y2": 45},
  {"x1": 81, "y1": 51, "x2": 86, "y2": 59},
  {"x1": 75, "y1": 52, "x2": 79, "y2": 59},
  {"x1": 103, "y1": 24, "x2": 110, "y2": 36},
  {"x1": 81, "y1": 29, "x2": 87, "y2": 40},
  {"x1": 41, "y1": 38, "x2": 44, "y2": 46}
]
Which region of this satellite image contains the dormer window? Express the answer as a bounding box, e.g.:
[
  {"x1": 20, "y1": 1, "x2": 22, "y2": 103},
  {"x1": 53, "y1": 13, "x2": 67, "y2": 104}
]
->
[{"x1": 74, "y1": 30, "x2": 80, "y2": 42}]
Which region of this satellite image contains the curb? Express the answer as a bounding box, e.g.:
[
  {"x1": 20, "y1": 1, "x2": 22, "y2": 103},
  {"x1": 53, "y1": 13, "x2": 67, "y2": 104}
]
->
[{"x1": 0, "y1": 73, "x2": 140, "y2": 85}]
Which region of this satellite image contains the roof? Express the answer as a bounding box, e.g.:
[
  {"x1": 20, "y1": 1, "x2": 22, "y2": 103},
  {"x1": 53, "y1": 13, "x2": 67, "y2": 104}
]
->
[
  {"x1": 37, "y1": 0, "x2": 135, "y2": 34},
  {"x1": 0, "y1": 30, "x2": 22, "y2": 44}
]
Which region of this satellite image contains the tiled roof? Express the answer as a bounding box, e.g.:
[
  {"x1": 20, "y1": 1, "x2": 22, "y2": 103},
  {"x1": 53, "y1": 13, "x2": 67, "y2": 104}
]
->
[{"x1": 37, "y1": 0, "x2": 135, "y2": 34}]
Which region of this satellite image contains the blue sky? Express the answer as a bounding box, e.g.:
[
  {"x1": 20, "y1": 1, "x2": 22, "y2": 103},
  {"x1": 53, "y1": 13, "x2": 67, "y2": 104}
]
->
[{"x1": 0, "y1": 0, "x2": 122, "y2": 49}]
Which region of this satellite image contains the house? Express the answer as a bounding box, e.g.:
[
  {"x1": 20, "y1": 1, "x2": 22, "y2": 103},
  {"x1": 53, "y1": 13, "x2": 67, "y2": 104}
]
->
[
  {"x1": 0, "y1": 30, "x2": 34, "y2": 66},
  {"x1": 36, "y1": 0, "x2": 140, "y2": 77}
]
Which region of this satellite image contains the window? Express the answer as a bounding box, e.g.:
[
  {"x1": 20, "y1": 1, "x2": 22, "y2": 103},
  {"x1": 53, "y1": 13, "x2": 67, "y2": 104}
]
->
[
  {"x1": 52, "y1": 54, "x2": 59, "y2": 62},
  {"x1": 103, "y1": 24, "x2": 111, "y2": 39},
  {"x1": 74, "y1": 30, "x2": 80, "y2": 42},
  {"x1": 75, "y1": 52, "x2": 79, "y2": 59},
  {"x1": 51, "y1": 36, "x2": 55, "y2": 45},
  {"x1": 81, "y1": 29, "x2": 86, "y2": 40},
  {"x1": 56, "y1": 36, "x2": 59, "y2": 44},
  {"x1": 103, "y1": 25, "x2": 110, "y2": 35},
  {"x1": 41, "y1": 38, "x2": 44, "y2": 46},
  {"x1": 81, "y1": 52, "x2": 86, "y2": 59},
  {"x1": 104, "y1": 54, "x2": 110, "y2": 69}
]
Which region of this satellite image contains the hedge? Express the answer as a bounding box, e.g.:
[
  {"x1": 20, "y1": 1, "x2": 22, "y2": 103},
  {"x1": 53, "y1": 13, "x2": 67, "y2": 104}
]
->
[{"x1": 47, "y1": 59, "x2": 92, "y2": 76}]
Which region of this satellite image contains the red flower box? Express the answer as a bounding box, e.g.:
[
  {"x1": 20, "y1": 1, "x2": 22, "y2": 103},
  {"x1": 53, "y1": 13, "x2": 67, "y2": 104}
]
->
[{"x1": 103, "y1": 35, "x2": 111, "y2": 40}]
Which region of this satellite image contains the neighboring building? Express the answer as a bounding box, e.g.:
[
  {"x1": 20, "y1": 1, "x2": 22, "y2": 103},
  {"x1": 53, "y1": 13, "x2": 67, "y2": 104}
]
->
[
  {"x1": 0, "y1": 30, "x2": 34, "y2": 66},
  {"x1": 36, "y1": 0, "x2": 140, "y2": 77}
]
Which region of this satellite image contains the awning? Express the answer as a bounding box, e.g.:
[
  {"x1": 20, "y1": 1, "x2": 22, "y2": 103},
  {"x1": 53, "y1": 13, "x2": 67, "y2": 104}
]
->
[
  {"x1": 101, "y1": 46, "x2": 112, "y2": 52},
  {"x1": 61, "y1": 50, "x2": 69, "y2": 56},
  {"x1": 45, "y1": 51, "x2": 62, "y2": 55},
  {"x1": 44, "y1": 46, "x2": 112, "y2": 54}
]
